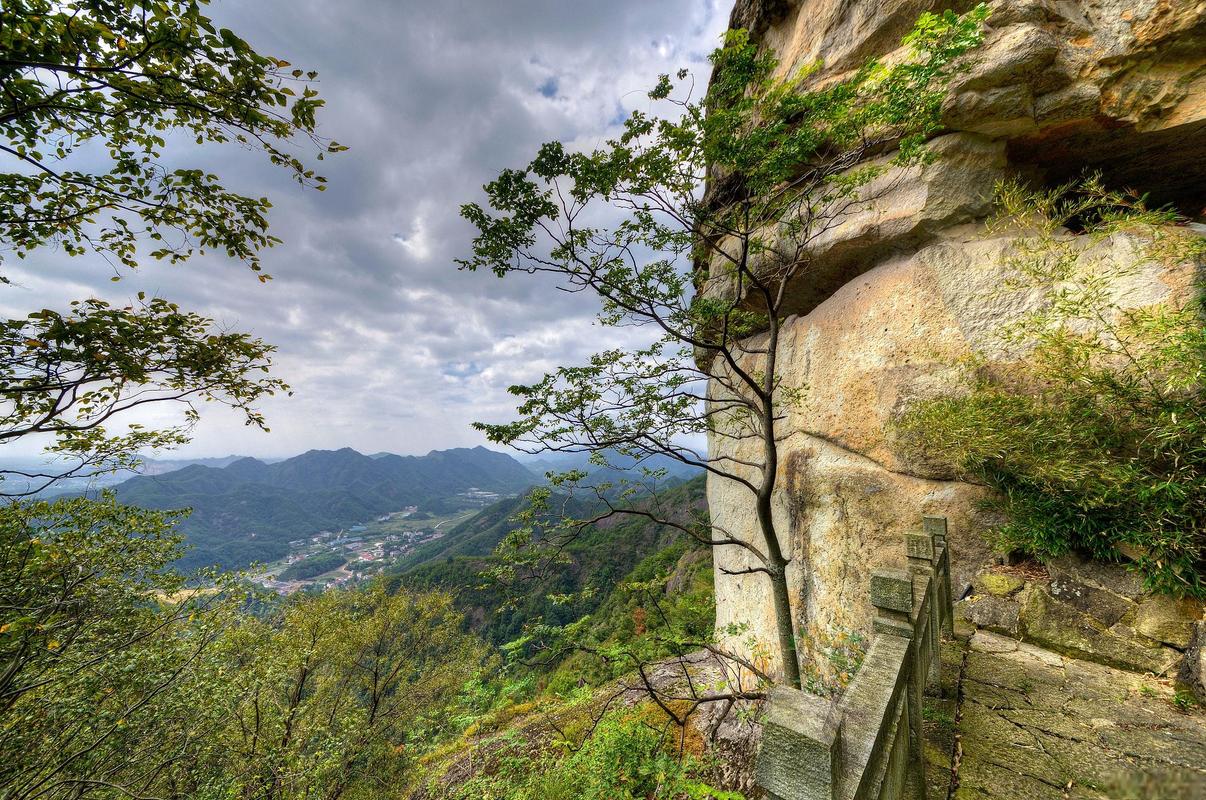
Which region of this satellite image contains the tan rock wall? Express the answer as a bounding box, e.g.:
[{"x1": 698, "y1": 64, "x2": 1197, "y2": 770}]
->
[
  {"x1": 709, "y1": 229, "x2": 1196, "y2": 670},
  {"x1": 708, "y1": 0, "x2": 1205, "y2": 677}
]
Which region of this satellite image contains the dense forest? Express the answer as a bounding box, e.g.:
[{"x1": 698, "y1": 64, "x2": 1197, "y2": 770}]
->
[
  {"x1": 396, "y1": 477, "x2": 707, "y2": 646},
  {"x1": 0, "y1": 476, "x2": 718, "y2": 799}
]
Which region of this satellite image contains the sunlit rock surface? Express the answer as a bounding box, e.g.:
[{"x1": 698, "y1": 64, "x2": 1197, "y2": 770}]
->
[{"x1": 706, "y1": 0, "x2": 1206, "y2": 678}]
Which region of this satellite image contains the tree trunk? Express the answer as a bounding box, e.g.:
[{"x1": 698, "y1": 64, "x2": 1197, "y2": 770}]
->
[
  {"x1": 768, "y1": 563, "x2": 801, "y2": 688},
  {"x1": 758, "y1": 299, "x2": 801, "y2": 688}
]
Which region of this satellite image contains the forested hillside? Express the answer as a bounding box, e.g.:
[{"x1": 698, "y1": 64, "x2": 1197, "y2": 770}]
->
[
  {"x1": 395, "y1": 476, "x2": 707, "y2": 646},
  {"x1": 107, "y1": 446, "x2": 536, "y2": 571}
]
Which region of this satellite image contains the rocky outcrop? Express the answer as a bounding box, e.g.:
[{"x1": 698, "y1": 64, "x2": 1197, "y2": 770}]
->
[
  {"x1": 952, "y1": 631, "x2": 1206, "y2": 799},
  {"x1": 707, "y1": 0, "x2": 1206, "y2": 678},
  {"x1": 1178, "y1": 622, "x2": 1206, "y2": 703},
  {"x1": 958, "y1": 558, "x2": 1205, "y2": 677},
  {"x1": 754, "y1": 0, "x2": 1205, "y2": 212}
]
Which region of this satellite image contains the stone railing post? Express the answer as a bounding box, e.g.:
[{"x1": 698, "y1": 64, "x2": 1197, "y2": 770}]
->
[
  {"x1": 905, "y1": 531, "x2": 940, "y2": 686},
  {"x1": 754, "y1": 516, "x2": 958, "y2": 800},
  {"x1": 923, "y1": 515, "x2": 953, "y2": 636},
  {"x1": 870, "y1": 570, "x2": 913, "y2": 639},
  {"x1": 871, "y1": 566, "x2": 927, "y2": 800},
  {"x1": 755, "y1": 686, "x2": 843, "y2": 800}
]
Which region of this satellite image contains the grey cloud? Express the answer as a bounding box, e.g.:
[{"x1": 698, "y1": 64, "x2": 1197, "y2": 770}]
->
[{"x1": 2, "y1": 0, "x2": 729, "y2": 458}]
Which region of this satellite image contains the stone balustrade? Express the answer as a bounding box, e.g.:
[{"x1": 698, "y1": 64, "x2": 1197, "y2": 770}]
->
[{"x1": 755, "y1": 516, "x2": 954, "y2": 800}]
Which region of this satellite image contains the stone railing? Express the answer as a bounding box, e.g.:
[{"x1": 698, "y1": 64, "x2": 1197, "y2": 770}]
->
[{"x1": 755, "y1": 517, "x2": 954, "y2": 800}]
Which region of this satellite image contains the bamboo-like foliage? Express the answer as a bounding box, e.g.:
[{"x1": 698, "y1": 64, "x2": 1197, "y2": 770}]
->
[{"x1": 899, "y1": 176, "x2": 1206, "y2": 597}]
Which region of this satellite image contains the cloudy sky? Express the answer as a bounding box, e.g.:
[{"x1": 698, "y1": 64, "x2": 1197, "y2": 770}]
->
[{"x1": 4, "y1": 0, "x2": 731, "y2": 459}]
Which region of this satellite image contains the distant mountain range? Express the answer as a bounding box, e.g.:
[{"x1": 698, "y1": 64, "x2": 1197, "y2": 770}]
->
[
  {"x1": 104, "y1": 446, "x2": 537, "y2": 572},
  {"x1": 19, "y1": 444, "x2": 706, "y2": 574},
  {"x1": 517, "y1": 450, "x2": 703, "y2": 483},
  {"x1": 0, "y1": 454, "x2": 258, "y2": 497}
]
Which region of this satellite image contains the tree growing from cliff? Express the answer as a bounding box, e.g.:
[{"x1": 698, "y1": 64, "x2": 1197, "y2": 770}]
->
[
  {"x1": 460, "y1": 7, "x2": 988, "y2": 689},
  {"x1": 0, "y1": 0, "x2": 343, "y2": 489}
]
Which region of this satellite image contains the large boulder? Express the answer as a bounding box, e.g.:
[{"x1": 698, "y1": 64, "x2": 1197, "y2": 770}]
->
[
  {"x1": 1017, "y1": 590, "x2": 1181, "y2": 675},
  {"x1": 1129, "y1": 597, "x2": 1206, "y2": 650},
  {"x1": 708, "y1": 230, "x2": 1196, "y2": 671},
  {"x1": 734, "y1": 0, "x2": 1206, "y2": 209}
]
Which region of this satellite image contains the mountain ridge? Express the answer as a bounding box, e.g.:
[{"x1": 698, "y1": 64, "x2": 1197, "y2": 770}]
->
[{"x1": 105, "y1": 446, "x2": 537, "y2": 572}]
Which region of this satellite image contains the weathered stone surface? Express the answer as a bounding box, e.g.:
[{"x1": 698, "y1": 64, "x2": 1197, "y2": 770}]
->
[
  {"x1": 701, "y1": 133, "x2": 1008, "y2": 320},
  {"x1": 708, "y1": 229, "x2": 1196, "y2": 675},
  {"x1": 754, "y1": 686, "x2": 841, "y2": 799},
  {"x1": 922, "y1": 640, "x2": 962, "y2": 797},
  {"x1": 1177, "y1": 622, "x2": 1206, "y2": 704},
  {"x1": 1130, "y1": 597, "x2": 1205, "y2": 650},
  {"x1": 870, "y1": 569, "x2": 914, "y2": 613},
  {"x1": 1017, "y1": 589, "x2": 1180, "y2": 675},
  {"x1": 709, "y1": 433, "x2": 1000, "y2": 674},
  {"x1": 959, "y1": 593, "x2": 1021, "y2": 637},
  {"x1": 1047, "y1": 574, "x2": 1135, "y2": 628},
  {"x1": 944, "y1": 632, "x2": 1206, "y2": 800},
  {"x1": 1047, "y1": 555, "x2": 1145, "y2": 600},
  {"x1": 973, "y1": 571, "x2": 1025, "y2": 598},
  {"x1": 706, "y1": 0, "x2": 1206, "y2": 680}
]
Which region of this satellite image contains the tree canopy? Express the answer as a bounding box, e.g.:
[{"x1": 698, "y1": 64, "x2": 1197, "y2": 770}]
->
[
  {"x1": 0, "y1": 0, "x2": 341, "y2": 489},
  {"x1": 1, "y1": 0, "x2": 343, "y2": 274}
]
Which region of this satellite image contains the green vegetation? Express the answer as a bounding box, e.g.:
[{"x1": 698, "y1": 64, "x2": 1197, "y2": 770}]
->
[
  {"x1": 212, "y1": 584, "x2": 482, "y2": 800},
  {"x1": 443, "y1": 711, "x2": 740, "y2": 800},
  {"x1": 799, "y1": 625, "x2": 867, "y2": 697},
  {"x1": 0, "y1": 0, "x2": 339, "y2": 490},
  {"x1": 0, "y1": 495, "x2": 237, "y2": 798},
  {"x1": 1, "y1": 482, "x2": 724, "y2": 798},
  {"x1": 459, "y1": 6, "x2": 989, "y2": 689},
  {"x1": 278, "y1": 551, "x2": 347, "y2": 580},
  {"x1": 0, "y1": 492, "x2": 485, "y2": 799},
  {"x1": 1172, "y1": 689, "x2": 1199, "y2": 712},
  {"x1": 403, "y1": 517, "x2": 724, "y2": 798},
  {"x1": 536, "y1": 534, "x2": 716, "y2": 693},
  {"x1": 397, "y1": 478, "x2": 705, "y2": 648},
  {"x1": 899, "y1": 177, "x2": 1206, "y2": 597}
]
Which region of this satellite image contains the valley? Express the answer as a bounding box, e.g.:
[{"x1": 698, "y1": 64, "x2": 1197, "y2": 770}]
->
[
  {"x1": 252, "y1": 506, "x2": 478, "y2": 594},
  {"x1": 99, "y1": 446, "x2": 535, "y2": 573}
]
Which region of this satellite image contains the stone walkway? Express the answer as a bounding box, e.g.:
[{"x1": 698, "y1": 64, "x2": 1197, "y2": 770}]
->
[{"x1": 923, "y1": 631, "x2": 1206, "y2": 800}]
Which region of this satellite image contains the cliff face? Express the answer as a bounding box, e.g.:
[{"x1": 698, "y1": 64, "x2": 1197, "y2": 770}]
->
[{"x1": 707, "y1": 0, "x2": 1205, "y2": 677}]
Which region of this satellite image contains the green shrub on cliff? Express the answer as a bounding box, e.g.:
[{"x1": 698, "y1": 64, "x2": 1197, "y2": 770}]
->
[{"x1": 899, "y1": 177, "x2": 1206, "y2": 597}]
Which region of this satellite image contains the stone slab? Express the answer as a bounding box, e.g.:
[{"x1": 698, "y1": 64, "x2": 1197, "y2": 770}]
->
[{"x1": 927, "y1": 635, "x2": 1206, "y2": 800}]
